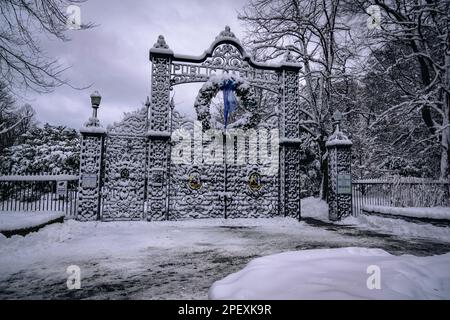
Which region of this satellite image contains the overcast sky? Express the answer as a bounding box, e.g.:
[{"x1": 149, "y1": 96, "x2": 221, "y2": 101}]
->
[{"x1": 24, "y1": 0, "x2": 248, "y2": 129}]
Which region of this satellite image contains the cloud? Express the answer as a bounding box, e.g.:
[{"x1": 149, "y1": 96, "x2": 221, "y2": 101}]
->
[{"x1": 22, "y1": 0, "x2": 248, "y2": 129}]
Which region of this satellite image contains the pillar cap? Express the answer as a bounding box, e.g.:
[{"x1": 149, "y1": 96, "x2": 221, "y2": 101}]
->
[
  {"x1": 79, "y1": 124, "x2": 106, "y2": 134},
  {"x1": 278, "y1": 50, "x2": 302, "y2": 70},
  {"x1": 326, "y1": 127, "x2": 352, "y2": 147}
]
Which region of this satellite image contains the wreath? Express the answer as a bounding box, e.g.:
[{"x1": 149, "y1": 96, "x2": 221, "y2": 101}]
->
[{"x1": 194, "y1": 74, "x2": 259, "y2": 130}]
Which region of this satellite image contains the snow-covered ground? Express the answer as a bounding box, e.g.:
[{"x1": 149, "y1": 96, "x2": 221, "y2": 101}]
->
[
  {"x1": 0, "y1": 198, "x2": 449, "y2": 299},
  {"x1": 300, "y1": 196, "x2": 330, "y2": 220},
  {"x1": 361, "y1": 205, "x2": 450, "y2": 220},
  {"x1": 301, "y1": 197, "x2": 450, "y2": 243},
  {"x1": 209, "y1": 247, "x2": 450, "y2": 300},
  {"x1": 0, "y1": 212, "x2": 64, "y2": 232},
  {"x1": 0, "y1": 217, "x2": 354, "y2": 299},
  {"x1": 340, "y1": 214, "x2": 450, "y2": 243}
]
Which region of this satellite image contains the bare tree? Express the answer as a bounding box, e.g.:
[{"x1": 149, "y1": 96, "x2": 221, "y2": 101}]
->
[
  {"x1": 239, "y1": 0, "x2": 360, "y2": 198},
  {"x1": 0, "y1": 0, "x2": 93, "y2": 94},
  {"x1": 353, "y1": 0, "x2": 450, "y2": 180},
  {"x1": 0, "y1": 81, "x2": 35, "y2": 151},
  {"x1": 241, "y1": 0, "x2": 449, "y2": 183}
]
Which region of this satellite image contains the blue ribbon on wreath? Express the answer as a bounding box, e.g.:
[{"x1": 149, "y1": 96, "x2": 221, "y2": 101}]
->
[{"x1": 222, "y1": 79, "x2": 238, "y2": 128}]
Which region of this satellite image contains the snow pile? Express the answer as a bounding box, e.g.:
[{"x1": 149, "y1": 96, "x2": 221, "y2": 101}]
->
[
  {"x1": 0, "y1": 212, "x2": 64, "y2": 232},
  {"x1": 0, "y1": 124, "x2": 80, "y2": 175},
  {"x1": 301, "y1": 197, "x2": 329, "y2": 220},
  {"x1": 79, "y1": 126, "x2": 106, "y2": 134},
  {"x1": 209, "y1": 247, "x2": 450, "y2": 300},
  {"x1": 362, "y1": 205, "x2": 450, "y2": 220}
]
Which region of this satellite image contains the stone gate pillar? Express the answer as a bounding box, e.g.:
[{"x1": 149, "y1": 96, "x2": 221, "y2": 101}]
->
[
  {"x1": 77, "y1": 91, "x2": 106, "y2": 221},
  {"x1": 278, "y1": 53, "x2": 302, "y2": 220},
  {"x1": 147, "y1": 36, "x2": 173, "y2": 221},
  {"x1": 326, "y1": 111, "x2": 353, "y2": 221}
]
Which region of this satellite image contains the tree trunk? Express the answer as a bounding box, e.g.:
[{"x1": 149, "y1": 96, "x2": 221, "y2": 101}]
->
[
  {"x1": 440, "y1": 39, "x2": 450, "y2": 180},
  {"x1": 440, "y1": 97, "x2": 449, "y2": 180},
  {"x1": 318, "y1": 137, "x2": 328, "y2": 200}
]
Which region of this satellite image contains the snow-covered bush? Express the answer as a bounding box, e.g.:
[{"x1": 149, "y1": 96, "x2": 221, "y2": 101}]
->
[{"x1": 0, "y1": 124, "x2": 80, "y2": 175}]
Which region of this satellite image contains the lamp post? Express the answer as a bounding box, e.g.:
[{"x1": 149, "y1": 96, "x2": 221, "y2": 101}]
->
[
  {"x1": 332, "y1": 110, "x2": 342, "y2": 132},
  {"x1": 90, "y1": 90, "x2": 102, "y2": 119}
]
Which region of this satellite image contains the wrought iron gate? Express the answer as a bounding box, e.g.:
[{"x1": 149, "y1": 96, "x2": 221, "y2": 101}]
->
[
  {"x1": 77, "y1": 26, "x2": 302, "y2": 221},
  {"x1": 101, "y1": 108, "x2": 147, "y2": 220},
  {"x1": 168, "y1": 111, "x2": 279, "y2": 219}
]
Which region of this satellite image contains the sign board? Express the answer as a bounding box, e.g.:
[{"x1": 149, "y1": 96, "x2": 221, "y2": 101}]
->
[
  {"x1": 337, "y1": 174, "x2": 352, "y2": 194},
  {"x1": 82, "y1": 174, "x2": 97, "y2": 188},
  {"x1": 56, "y1": 181, "x2": 68, "y2": 197}
]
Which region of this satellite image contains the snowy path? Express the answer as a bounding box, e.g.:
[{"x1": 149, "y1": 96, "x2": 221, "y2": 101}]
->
[{"x1": 0, "y1": 218, "x2": 449, "y2": 299}]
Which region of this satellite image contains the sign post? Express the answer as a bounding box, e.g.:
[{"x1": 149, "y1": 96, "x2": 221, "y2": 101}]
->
[
  {"x1": 326, "y1": 111, "x2": 353, "y2": 220},
  {"x1": 56, "y1": 181, "x2": 68, "y2": 199},
  {"x1": 337, "y1": 174, "x2": 352, "y2": 195}
]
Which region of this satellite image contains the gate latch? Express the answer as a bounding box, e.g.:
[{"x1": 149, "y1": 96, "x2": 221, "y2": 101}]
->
[{"x1": 218, "y1": 191, "x2": 233, "y2": 203}]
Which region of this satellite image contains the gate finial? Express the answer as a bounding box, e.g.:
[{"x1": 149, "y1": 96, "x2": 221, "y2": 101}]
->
[
  {"x1": 283, "y1": 50, "x2": 295, "y2": 63},
  {"x1": 153, "y1": 35, "x2": 170, "y2": 49},
  {"x1": 216, "y1": 25, "x2": 236, "y2": 39}
]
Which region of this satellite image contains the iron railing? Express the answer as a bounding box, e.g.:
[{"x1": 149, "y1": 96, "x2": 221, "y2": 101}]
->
[
  {"x1": 0, "y1": 174, "x2": 79, "y2": 218},
  {"x1": 352, "y1": 178, "x2": 450, "y2": 216}
]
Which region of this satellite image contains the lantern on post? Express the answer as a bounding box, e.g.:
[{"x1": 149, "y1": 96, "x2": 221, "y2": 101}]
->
[
  {"x1": 77, "y1": 90, "x2": 106, "y2": 221},
  {"x1": 332, "y1": 110, "x2": 343, "y2": 132},
  {"x1": 90, "y1": 90, "x2": 102, "y2": 119}
]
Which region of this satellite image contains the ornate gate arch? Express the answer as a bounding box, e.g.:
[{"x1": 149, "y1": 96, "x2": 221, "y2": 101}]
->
[
  {"x1": 77, "y1": 26, "x2": 302, "y2": 221},
  {"x1": 148, "y1": 26, "x2": 302, "y2": 220}
]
